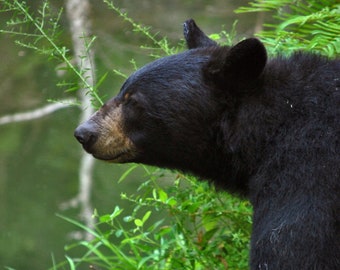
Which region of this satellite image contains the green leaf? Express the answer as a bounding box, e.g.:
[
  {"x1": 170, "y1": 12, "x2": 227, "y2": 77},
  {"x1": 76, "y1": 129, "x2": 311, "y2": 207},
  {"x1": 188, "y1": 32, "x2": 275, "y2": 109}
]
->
[
  {"x1": 202, "y1": 227, "x2": 219, "y2": 246},
  {"x1": 158, "y1": 189, "x2": 168, "y2": 203},
  {"x1": 142, "y1": 210, "x2": 152, "y2": 223},
  {"x1": 115, "y1": 229, "x2": 123, "y2": 238},
  {"x1": 134, "y1": 219, "x2": 143, "y2": 227},
  {"x1": 99, "y1": 214, "x2": 111, "y2": 223},
  {"x1": 209, "y1": 33, "x2": 221, "y2": 40},
  {"x1": 123, "y1": 215, "x2": 133, "y2": 222},
  {"x1": 117, "y1": 164, "x2": 139, "y2": 183},
  {"x1": 65, "y1": 256, "x2": 76, "y2": 270},
  {"x1": 110, "y1": 205, "x2": 123, "y2": 219},
  {"x1": 93, "y1": 71, "x2": 108, "y2": 92},
  {"x1": 167, "y1": 197, "x2": 177, "y2": 206}
]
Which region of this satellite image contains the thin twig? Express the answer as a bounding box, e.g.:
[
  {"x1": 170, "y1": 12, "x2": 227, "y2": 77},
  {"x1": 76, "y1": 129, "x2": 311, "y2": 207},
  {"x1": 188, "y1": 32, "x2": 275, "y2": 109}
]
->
[{"x1": 0, "y1": 99, "x2": 76, "y2": 125}]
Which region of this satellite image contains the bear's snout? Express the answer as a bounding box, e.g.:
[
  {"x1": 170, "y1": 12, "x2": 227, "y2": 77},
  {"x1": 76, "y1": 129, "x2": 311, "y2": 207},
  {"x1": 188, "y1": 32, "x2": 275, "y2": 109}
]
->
[{"x1": 74, "y1": 121, "x2": 98, "y2": 150}]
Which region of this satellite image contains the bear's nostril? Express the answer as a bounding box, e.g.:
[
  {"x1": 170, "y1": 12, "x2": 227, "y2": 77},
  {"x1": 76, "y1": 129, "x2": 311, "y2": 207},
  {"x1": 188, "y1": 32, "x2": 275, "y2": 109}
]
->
[
  {"x1": 74, "y1": 131, "x2": 86, "y2": 144},
  {"x1": 74, "y1": 123, "x2": 98, "y2": 148}
]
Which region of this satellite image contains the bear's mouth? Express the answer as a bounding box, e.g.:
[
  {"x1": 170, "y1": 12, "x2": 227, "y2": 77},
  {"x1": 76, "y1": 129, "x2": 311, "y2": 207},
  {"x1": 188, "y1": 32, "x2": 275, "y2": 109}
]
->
[{"x1": 92, "y1": 149, "x2": 136, "y2": 163}]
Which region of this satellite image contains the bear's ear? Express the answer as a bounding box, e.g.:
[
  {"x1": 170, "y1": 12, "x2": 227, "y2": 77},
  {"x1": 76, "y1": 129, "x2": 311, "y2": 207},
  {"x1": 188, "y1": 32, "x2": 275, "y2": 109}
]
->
[
  {"x1": 204, "y1": 38, "x2": 267, "y2": 92},
  {"x1": 183, "y1": 19, "x2": 217, "y2": 49}
]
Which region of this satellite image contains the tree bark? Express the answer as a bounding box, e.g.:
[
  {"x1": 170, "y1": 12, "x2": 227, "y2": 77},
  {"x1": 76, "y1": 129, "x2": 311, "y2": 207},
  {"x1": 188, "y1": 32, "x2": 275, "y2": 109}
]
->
[{"x1": 65, "y1": 0, "x2": 96, "y2": 240}]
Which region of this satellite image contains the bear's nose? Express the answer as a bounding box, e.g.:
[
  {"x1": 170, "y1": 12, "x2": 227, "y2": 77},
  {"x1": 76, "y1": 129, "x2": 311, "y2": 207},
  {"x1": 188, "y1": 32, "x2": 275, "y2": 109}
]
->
[{"x1": 74, "y1": 122, "x2": 98, "y2": 149}]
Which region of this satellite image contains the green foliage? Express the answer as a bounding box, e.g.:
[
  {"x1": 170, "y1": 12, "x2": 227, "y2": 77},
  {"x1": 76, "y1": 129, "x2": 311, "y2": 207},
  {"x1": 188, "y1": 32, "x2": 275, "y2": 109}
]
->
[
  {"x1": 53, "y1": 167, "x2": 251, "y2": 270},
  {"x1": 1, "y1": 1, "x2": 252, "y2": 269},
  {"x1": 208, "y1": 20, "x2": 239, "y2": 47},
  {"x1": 103, "y1": 0, "x2": 180, "y2": 58},
  {"x1": 236, "y1": 0, "x2": 340, "y2": 57},
  {"x1": 4, "y1": 0, "x2": 339, "y2": 269},
  {"x1": 0, "y1": 0, "x2": 103, "y2": 106},
  {"x1": 2, "y1": 0, "x2": 339, "y2": 269}
]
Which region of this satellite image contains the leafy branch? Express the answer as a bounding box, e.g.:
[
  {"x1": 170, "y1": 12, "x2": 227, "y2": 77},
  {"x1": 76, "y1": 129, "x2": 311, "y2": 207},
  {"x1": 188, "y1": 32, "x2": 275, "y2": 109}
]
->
[
  {"x1": 1, "y1": 1, "x2": 254, "y2": 269},
  {"x1": 236, "y1": 0, "x2": 340, "y2": 57},
  {"x1": 0, "y1": 0, "x2": 103, "y2": 105},
  {"x1": 53, "y1": 170, "x2": 251, "y2": 270},
  {"x1": 1, "y1": 0, "x2": 102, "y2": 241},
  {"x1": 103, "y1": 0, "x2": 179, "y2": 57}
]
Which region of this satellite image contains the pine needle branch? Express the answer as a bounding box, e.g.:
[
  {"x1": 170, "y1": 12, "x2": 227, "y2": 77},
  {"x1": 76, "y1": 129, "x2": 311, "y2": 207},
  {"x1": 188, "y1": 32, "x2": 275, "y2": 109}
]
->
[
  {"x1": 103, "y1": 0, "x2": 177, "y2": 57},
  {"x1": 0, "y1": 0, "x2": 103, "y2": 105}
]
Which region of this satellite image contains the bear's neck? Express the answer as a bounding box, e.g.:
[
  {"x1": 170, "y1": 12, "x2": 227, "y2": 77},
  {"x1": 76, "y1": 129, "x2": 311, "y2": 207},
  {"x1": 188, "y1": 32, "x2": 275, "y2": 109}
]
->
[
  {"x1": 172, "y1": 106, "x2": 276, "y2": 197},
  {"x1": 186, "y1": 146, "x2": 253, "y2": 196},
  {"x1": 157, "y1": 137, "x2": 255, "y2": 197}
]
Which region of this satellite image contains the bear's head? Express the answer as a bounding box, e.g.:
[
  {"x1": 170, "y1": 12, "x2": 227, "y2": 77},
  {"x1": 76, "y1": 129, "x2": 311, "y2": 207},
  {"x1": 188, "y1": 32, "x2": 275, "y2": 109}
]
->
[{"x1": 74, "y1": 19, "x2": 267, "y2": 181}]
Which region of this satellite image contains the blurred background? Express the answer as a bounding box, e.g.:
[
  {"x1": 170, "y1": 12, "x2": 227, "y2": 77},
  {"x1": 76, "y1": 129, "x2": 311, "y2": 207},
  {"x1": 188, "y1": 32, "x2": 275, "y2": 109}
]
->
[{"x1": 0, "y1": 0, "x2": 259, "y2": 268}]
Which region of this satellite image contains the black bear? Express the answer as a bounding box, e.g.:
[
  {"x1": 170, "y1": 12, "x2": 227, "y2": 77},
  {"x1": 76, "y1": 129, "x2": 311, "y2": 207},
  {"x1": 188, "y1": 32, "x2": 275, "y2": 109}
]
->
[{"x1": 74, "y1": 19, "x2": 340, "y2": 269}]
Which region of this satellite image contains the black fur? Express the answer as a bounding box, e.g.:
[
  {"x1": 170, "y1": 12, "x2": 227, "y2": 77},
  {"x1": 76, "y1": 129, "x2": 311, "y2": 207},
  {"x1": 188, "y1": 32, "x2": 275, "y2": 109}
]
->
[{"x1": 75, "y1": 20, "x2": 340, "y2": 269}]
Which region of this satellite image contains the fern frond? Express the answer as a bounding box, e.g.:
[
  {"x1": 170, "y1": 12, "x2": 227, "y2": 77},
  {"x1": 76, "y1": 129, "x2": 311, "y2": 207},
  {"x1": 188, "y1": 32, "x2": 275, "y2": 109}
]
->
[{"x1": 236, "y1": 0, "x2": 340, "y2": 57}]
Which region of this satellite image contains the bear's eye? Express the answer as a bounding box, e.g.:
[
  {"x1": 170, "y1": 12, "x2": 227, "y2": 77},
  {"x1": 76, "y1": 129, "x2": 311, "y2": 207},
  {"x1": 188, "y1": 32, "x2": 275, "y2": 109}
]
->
[
  {"x1": 124, "y1": 92, "x2": 131, "y2": 101},
  {"x1": 123, "y1": 92, "x2": 137, "y2": 106}
]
